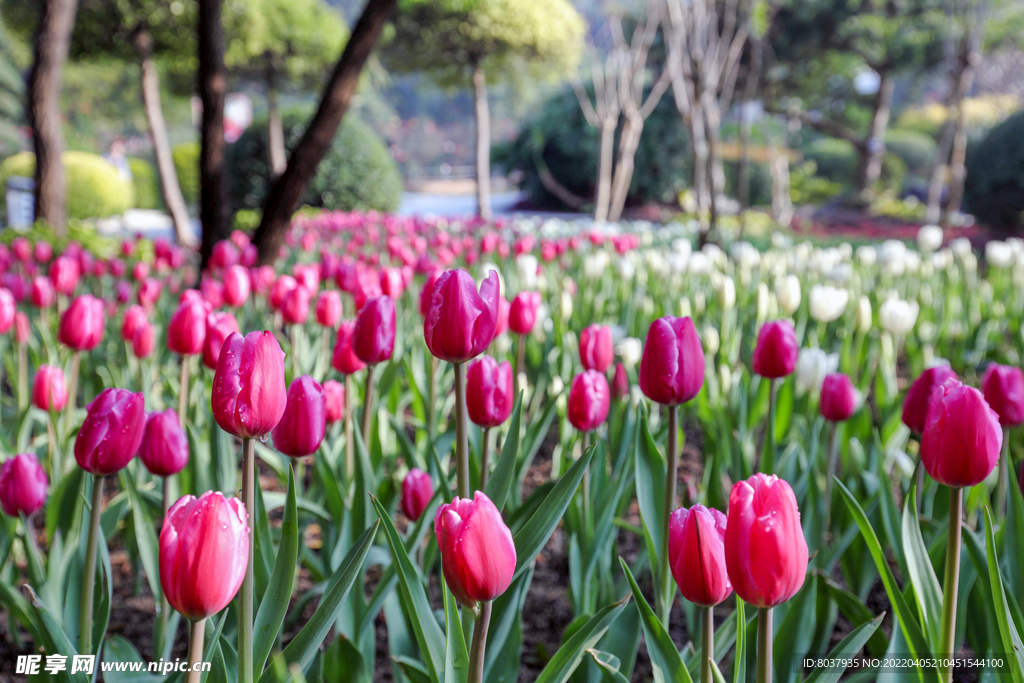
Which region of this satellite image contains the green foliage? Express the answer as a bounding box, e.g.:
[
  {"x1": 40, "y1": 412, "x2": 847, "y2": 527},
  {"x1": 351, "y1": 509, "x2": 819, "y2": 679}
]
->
[
  {"x1": 884, "y1": 128, "x2": 937, "y2": 176},
  {"x1": 127, "y1": 157, "x2": 163, "y2": 210},
  {"x1": 0, "y1": 13, "x2": 23, "y2": 155},
  {"x1": 963, "y1": 109, "x2": 1024, "y2": 228},
  {"x1": 870, "y1": 190, "x2": 926, "y2": 221},
  {"x1": 723, "y1": 160, "x2": 773, "y2": 207},
  {"x1": 802, "y1": 138, "x2": 857, "y2": 184},
  {"x1": 495, "y1": 87, "x2": 691, "y2": 210},
  {"x1": 0, "y1": 151, "x2": 132, "y2": 219},
  {"x1": 789, "y1": 160, "x2": 844, "y2": 205},
  {"x1": 227, "y1": 109, "x2": 402, "y2": 213},
  {"x1": 171, "y1": 142, "x2": 200, "y2": 206}
]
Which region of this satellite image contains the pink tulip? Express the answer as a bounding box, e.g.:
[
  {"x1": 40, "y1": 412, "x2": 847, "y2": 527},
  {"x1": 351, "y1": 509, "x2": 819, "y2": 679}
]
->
[
  {"x1": 32, "y1": 365, "x2": 67, "y2": 412},
  {"x1": 203, "y1": 312, "x2": 240, "y2": 370},
  {"x1": 167, "y1": 298, "x2": 207, "y2": 356},
  {"x1": 434, "y1": 491, "x2": 516, "y2": 607},
  {"x1": 402, "y1": 468, "x2": 434, "y2": 521},
  {"x1": 982, "y1": 364, "x2": 1024, "y2": 427},
  {"x1": 14, "y1": 312, "x2": 29, "y2": 344},
  {"x1": 315, "y1": 290, "x2": 342, "y2": 328},
  {"x1": 58, "y1": 295, "x2": 105, "y2": 351},
  {"x1": 611, "y1": 362, "x2": 629, "y2": 400},
  {"x1": 494, "y1": 296, "x2": 510, "y2": 337},
  {"x1": 281, "y1": 284, "x2": 312, "y2": 325},
  {"x1": 509, "y1": 291, "x2": 542, "y2": 335},
  {"x1": 419, "y1": 270, "x2": 443, "y2": 318},
  {"x1": 466, "y1": 355, "x2": 515, "y2": 428},
  {"x1": 223, "y1": 265, "x2": 251, "y2": 307},
  {"x1": 138, "y1": 410, "x2": 189, "y2": 477},
  {"x1": 353, "y1": 296, "x2": 396, "y2": 365},
  {"x1": 820, "y1": 373, "x2": 858, "y2": 422},
  {"x1": 49, "y1": 255, "x2": 80, "y2": 295},
  {"x1": 269, "y1": 275, "x2": 298, "y2": 312},
  {"x1": 332, "y1": 321, "x2": 366, "y2": 375},
  {"x1": 211, "y1": 331, "x2": 287, "y2": 439},
  {"x1": 0, "y1": 288, "x2": 14, "y2": 335},
  {"x1": 579, "y1": 324, "x2": 613, "y2": 373},
  {"x1": 132, "y1": 321, "x2": 155, "y2": 359},
  {"x1": 272, "y1": 376, "x2": 327, "y2": 458},
  {"x1": 74, "y1": 388, "x2": 146, "y2": 476},
  {"x1": 567, "y1": 370, "x2": 611, "y2": 432},
  {"x1": 668, "y1": 505, "x2": 732, "y2": 607},
  {"x1": 751, "y1": 320, "x2": 798, "y2": 379},
  {"x1": 903, "y1": 366, "x2": 959, "y2": 433},
  {"x1": 424, "y1": 269, "x2": 500, "y2": 363},
  {"x1": 137, "y1": 278, "x2": 162, "y2": 311},
  {"x1": 921, "y1": 380, "x2": 1002, "y2": 488},
  {"x1": 0, "y1": 454, "x2": 48, "y2": 517},
  {"x1": 323, "y1": 380, "x2": 345, "y2": 424},
  {"x1": 639, "y1": 316, "x2": 705, "y2": 405},
  {"x1": 30, "y1": 276, "x2": 55, "y2": 308}
]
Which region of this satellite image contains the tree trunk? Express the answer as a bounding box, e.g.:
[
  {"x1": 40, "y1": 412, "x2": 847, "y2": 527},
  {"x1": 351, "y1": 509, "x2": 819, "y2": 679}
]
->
[
  {"x1": 472, "y1": 63, "x2": 492, "y2": 221},
  {"x1": 594, "y1": 122, "x2": 615, "y2": 222},
  {"x1": 135, "y1": 30, "x2": 195, "y2": 246},
  {"x1": 28, "y1": 0, "x2": 78, "y2": 232},
  {"x1": 704, "y1": 96, "x2": 724, "y2": 233},
  {"x1": 198, "y1": 0, "x2": 230, "y2": 269},
  {"x1": 768, "y1": 142, "x2": 792, "y2": 227},
  {"x1": 267, "y1": 68, "x2": 286, "y2": 178},
  {"x1": 737, "y1": 35, "x2": 765, "y2": 213},
  {"x1": 607, "y1": 117, "x2": 643, "y2": 222},
  {"x1": 945, "y1": 94, "x2": 971, "y2": 219},
  {"x1": 253, "y1": 0, "x2": 397, "y2": 264},
  {"x1": 854, "y1": 73, "x2": 894, "y2": 195},
  {"x1": 688, "y1": 101, "x2": 710, "y2": 243},
  {"x1": 925, "y1": 113, "x2": 956, "y2": 225}
]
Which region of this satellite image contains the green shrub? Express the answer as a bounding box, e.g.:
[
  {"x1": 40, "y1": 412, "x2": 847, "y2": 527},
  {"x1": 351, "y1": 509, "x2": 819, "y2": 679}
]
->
[
  {"x1": 963, "y1": 109, "x2": 1024, "y2": 228},
  {"x1": 172, "y1": 142, "x2": 200, "y2": 206},
  {"x1": 789, "y1": 160, "x2": 843, "y2": 205},
  {"x1": 884, "y1": 129, "x2": 937, "y2": 176},
  {"x1": 227, "y1": 109, "x2": 402, "y2": 213},
  {"x1": 128, "y1": 157, "x2": 164, "y2": 210},
  {"x1": 722, "y1": 160, "x2": 772, "y2": 207},
  {"x1": 802, "y1": 138, "x2": 857, "y2": 184},
  {"x1": 0, "y1": 151, "x2": 132, "y2": 219}
]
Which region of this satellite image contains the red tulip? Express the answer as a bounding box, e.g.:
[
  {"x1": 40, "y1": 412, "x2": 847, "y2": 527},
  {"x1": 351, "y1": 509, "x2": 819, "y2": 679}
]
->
[
  {"x1": 315, "y1": 290, "x2": 342, "y2": 328},
  {"x1": 203, "y1": 312, "x2": 240, "y2": 370},
  {"x1": 209, "y1": 240, "x2": 240, "y2": 270},
  {"x1": 133, "y1": 321, "x2": 155, "y2": 359},
  {"x1": 223, "y1": 265, "x2": 251, "y2": 307},
  {"x1": 30, "y1": 276, "x2": 55, "y2": 308},
  {"x1": 353, "y1": 296, "x2": 396, "y2": 365},
  {"x1": 32, "y1": 365, "x2": 67, "y2": 412},
  {"x1": 466, "y1": 355, "x2": 514, "y2": 428},
  {"x1": 434, "y1": 491, "x2": 516, "y2": 607},
  {"x1": 14, "y1": 312, "x2": 29, "y2": 344},
  {"x1": 74, "y1": 388, "x2": 146, "y2": 476},
  {"x1": 269, "y1": 275, "x2": 297, "y2": 312},
  {"x1": 494, "y1": 296, "x2": 510, "y2": 337},
  {"x1": 509, "y1": 291, "x2": 542, "y2": 335},
  {"x1": 424, "y1": 269, "x2": 500, "y2": 363},
  {"x1": 0, "y1": 453, "x2": 48, "y2": 517},
  {"x1": 921, "y1": 380, "x2": 1002, "y2": 488},
  {"x1": 167, "y1": 298, "x2": 207, "y2": 356},
  {"x1": 724, "y1": 473, "x2": 808, "y2": 608},
  {"x1": 121, "y1": 305, "x2": 147, "y2": 343},
  {"x1": 751, "y1": 320, "x2": 798, "y2": 379},
  {"x1": 982, "y1": 364, "x2": 1024, "y2": 427},
  {"x1": 34, "y1": 241, "x2": 52, "y2": 263},
  {"x1": 281, "y1": 284, "x2": 312, "y2": 325},
  {"x1": 272, "y1": 375, "x2": 326, "y2": 458},
  {"x1": 820, "y1": 373, "x2": 858, "y2": 422},
  {"x1": 160, "y1": 491, "x2": 248, "y2": 621},
  {"x1": 639, "y1": 316, "x2": 705, "y2": 406},
  {"x1": 58, "y1": 294, "x2": 105, "y2": 351},
  {"x1": 567, "y1": 370, "x2": 611, "y2": 432},
  {"x1": 212, "y1": 331, "x2": 287, "y2": 439},
  {"x1": 419, "y1": 270, "x2": 443, "y2": 318},
  {"x1": 401, "y1": 467, "x2": 434, "y2": 521},
  {"x1": 580, "y1": 324, "x2": 613, "y2": 373},
  {"x1": 902, "y1": 366, "x2": 959, "y2": 433},
  {"x1": 668, "y1": 505, "x2": 732, "y2": 607},
  {"x1": 332, "y1": 321, "x2": 366, "y2": 375},
  {"x1": 323, "y1": 379, "x2": 345, "y2": 424},
  {"x1": 138, "y1": 409, "x2": 189, "y2": 477},
  {"x1": 49, "y1": 255, "x2": 80, "y2": 295}
]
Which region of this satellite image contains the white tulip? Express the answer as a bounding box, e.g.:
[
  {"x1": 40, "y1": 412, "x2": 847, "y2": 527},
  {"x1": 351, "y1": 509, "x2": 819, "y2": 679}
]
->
[
  {"x1": 560, "y1": 290, "x2": 573, "y2": 319},
  {"x1": 516, "y1": 254, "x2": 538, "y2": 288},
  {"x1": 677, "y1": 296, "x2": 692, "y2": 318},
  {"x1": 950, "y1": 237, "x2": 972, "y2": 258},
  {"x1": 617, "y1": 257, "x2": 636, "y2": 281},
  {"x1": 756, "y1": 282, "x2": 770, "y2": 321},
  {"x1": 584, "y1": 251, "x2": 610, "y2": 278},
  {"x1": 856, "y1": 246, "x2": 877, "y2": 267},
  {"x1": 917, "y1": 224, "x2": 943, "y2": 252},
  {"x1": 856, "y1": 296, "x2": 872, "y2": 333},
  {"x1": 879, "y1": 298, "x2": 919, "y2": 335},
  {"x1": 616, "y1": 337, "x2": 643, "y2": 369},
  {"x1": 795, "y1": 348, "x2": 839, "y2": 394},
  {"x1": 986, "y1": 241, "x2": 1014, "y2": 268},
  {"x1": 809, "y1": 285, "x2": 849, "y2": 322},
  {"x1": 719, "y1": 363, "x2": 732, "y2": 395},
  {"x1": 774, "y1": 275, "x2": 801, "y2": 315},
  {"x1": 687, "y1": 252, "x2": 712, "y2": 275},
  {"x1": 717, "y1": 277, "x2": 736, "y2": 310},
  {"x1": 702, "y1": 326, "x2": 720, "y2": 356}
]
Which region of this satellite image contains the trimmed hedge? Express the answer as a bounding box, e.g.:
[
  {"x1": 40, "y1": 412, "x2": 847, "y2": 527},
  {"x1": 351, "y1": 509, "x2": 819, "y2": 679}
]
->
[
  {"x1": 884, "y1": 129, "x2": 937, "y2": 176},
  {"x1": 171, "y1": 142, "x2": 200, "y2": 207},
  {"x1": 128, "y1": 157, "x2": 164, "y2": 210},
  {"x1": 801, "y1": 137, "x2": 905, "y2": 192},
  {"x1": 963, "y1": 109, "x2": 1024, "y2": 228},
  {"x1": 0, "y1": 151, "x2": 132, "y2": 219}
]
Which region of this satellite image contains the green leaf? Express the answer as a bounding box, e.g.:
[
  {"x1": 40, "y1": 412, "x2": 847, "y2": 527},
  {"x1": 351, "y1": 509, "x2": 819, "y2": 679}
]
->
[
  {"x1": 983, "y1": 507, "x2": 1024, "y2": 683},
  {"x1": 24, "y1": 585, "x2": 88, "y2": 683},
  {"x1": 534, "y1": 595, "x2": 631, "y2": 683},
  {"x1": 103, "y1": 635, "x2": 165, "y2": 683},
  {"x1": 442, "y1": 575, "x2": 469, "y2": 683},
  {"x1": 394, "y1": 657, "x2": 433, "y2": 683},
  {"x1": 257, "y1": 521, "x2": 379, "y2": 683},
  {"x1": 901, "y1": 481, "x2": 943, "y2": 648},
  {"x1": 512, "y1": 441, "x2": 597, "y2": 581},
  {"x1": 483, "y1": 392, "x2": 523, "y2": 511},
  {"x1": 773, "y1": 578, "x2": 816, "y2": 683},
  {"x1": 732, "y1": 599, "x2": 746, "y2": 683},
  {"x1": 118, "y1": 470, "x2": 162, "y2": 604},
  {"x1": 254, "y1": 466, "x2": 300, "y2": 676},
  {"x1": 820, "y1": 577, "x2": 888, "y2": 656},
  {"x1": 323, "y1": 635, "x2": 370, "y2": 683},
  {"x1": 619, "y1": 558, "x2": 693, "y2": 683},
  {"x1": 803, "y1": 615, "x2": 885, "y2": 683},
  {"x1": 634, "y1": 406, "x2": 666, "y2": 588},
  {"x1": 588, "y1": 649, "x2": 632, "y2": 683}
]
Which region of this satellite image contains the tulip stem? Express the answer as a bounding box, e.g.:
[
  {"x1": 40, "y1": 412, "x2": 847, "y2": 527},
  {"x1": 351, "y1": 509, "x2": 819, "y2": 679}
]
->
[
  {"x1": 762, "y1": 379, "x2": 777, "y2": 474},
  {"x1": 80, "y1": 474, "x2": 104, "y2": 655},
  {"x1": 362, "y1": 365, "x2": 376, "y2": 451},
  {"x1": 757, "y1": 607, "x2": 772, "y2": 683},
  {"x1": 468, "y1": 600, "x2": 492, "y2": 683},
  {"x1": 996, "y1": 427, "x2": 1010, "y2": 518},
  {"x1": 17, "y1": 341, "x2": 27, "y2": 411},
  {"x1": 240, "y1": 437, "x2": 255, "y2": 683},
  {"x1": 939, "y1": 487, "x2": 962, "y2": 683},
  {"x1": 158, "y1": 476, "x2": 171, "y2": 659},
  {"x1": 186, "y1": 618, "x2": 206, "y2": 683},
  {"x1": 292, "y1": 326, "x2": 302, "y2": 378},
  {"x1": 516, "y1": 333, "x2": 526, "y2": 397},
  {"x1": 46, "y1": 417, "x2": 59, "y2": 489},
  {"x1": 582, "y1": 431, "x2": 592, "y2": 538},
  {"x1": 481, "y1": 427, "x2": 491, "y2": 489},
  {"x1": 702, "y1": 605, "x2": 714, "y2": 683},
  {"x1": 427, "y1": 355, "x2": 438, "y2": 442},
  {"x1": 824, "y1": 422, "x2": 840, "y2": 539},
  {"x1": 65, "y1": 351, "x2": 80, "y2": 424},
  {"x1": 344, "y1": 374, "x2": 354, "y2": 481},
  {"x1": 659, "y1": 404, "x2": 679, "y2": 627},
  {"x1": 178, "y1": 356, "x2": 190, "y2": 429},
  {"x1": 454, "y1": 362, "x2": 470, "y2": 499}
]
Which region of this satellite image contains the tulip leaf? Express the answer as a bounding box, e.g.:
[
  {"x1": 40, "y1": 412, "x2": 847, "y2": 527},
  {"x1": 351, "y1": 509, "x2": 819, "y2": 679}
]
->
[
  {"x1": 512, "y1": 441, "x2": 597, "y2": 581},
  {"x1": 588, "y1": 649, "x2": 632, "y2": 683},
  {"x1": 372, "y1": 496, "x2": 447, "y2": 683},
  {"x1": 394, "y1": 657, "x2": 434, "y2": 683},
  {"x1": 835, "y1": 479, "x2": 937, "y2": 678},
  {"x1": 819, "y1": 576, "x2": 888, "y2": 656},
  {"x1": 803, "y1": 614, "x2": 885, "y2": 683},
  {"x1": 46, "y1": 465, "x2": 83, "y2": 543},
  {"x1": 773, "y1": 578, "x2": 816, "y2": 683},
  {"x1": 483, "y1": 391, "x2": 523, "y2": 512},
  {"x1": 732, "y1": 598, "x2": 746, "y2": 683},
  {"x1": 252, "y1": 481, "x2": 275, "y2": 600},
  {"x1": 619, "y1": 558, "x2": 694, "y2": 683},
  {"x1": 633, "y1": 404, "x2": 666, "y2": 591},
  {"x1": 983, "y1": 507, "x2": 1024, "y2": 683},
  {"x1": 258, "y1": 520, "x2": 379, "y2": 683},
  {"x1": 441, "y1": 574, "x2": 469, "y2": 683},
  {"x1": 254, "y1": 466, "x2": 300, "y2": 677},
  {"x1": 1002, "y1": 469, "x2": 1024, "y2": 608},
  {"x1": 118, "y1": 470, "x2": 162, "y2": 604},
  {"x1": 901, "y1": 481, "x2": 943, "y2": 648},
  {"x1": 534, "y1": 594, "x2": 631, "y2": 683},
  {"x1": 24, "y1": 585, "x2": 88, "y2": 683}
]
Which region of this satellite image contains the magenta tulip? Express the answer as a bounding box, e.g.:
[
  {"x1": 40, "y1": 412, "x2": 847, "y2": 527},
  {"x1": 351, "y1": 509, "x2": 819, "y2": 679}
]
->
[
  {"x1": 133, "y1": 322, "x2": 155, "y2": 359},
  {"x1": 138, "y1": 410, "x2": 189, "y2": 477},
  {"x1": 466, "y1": 355, "x2": 514, "y2": 428},
  {"x1": 121, "y1": 305, "x2": 148, "y2": 343},
  {"x1": 272, "y1": 376, "x2": 327, "y2": 458},
  {"x1": 353, "y1": 296, "x2": 396, "y2": 365},
  {"x1": 434, "y1": 491, "x2": 516, "y2": 607},
  {"x1": 567, "y1": 370, "x2": 611, "y2": 432},
  {"x1": 30, "y1": 276, "x2": 55, "y2": 308},
  {"x1": 49, "y1": 255, "x2": 80, "y2": 295},
  {"x1": 402, "y1": 468, "x2": 434, "y2": 521},
  {"x1": 982, "y1": 364, "x2": 1024, "y2": 427},
  {"x1": 332, "y1": 321, "x2": 366, "y2": 375},
  {"x1": 751, "y1": 320, "x2": 798, "y2": 379},
  {"x1": 611, "y1": 362, "x2": 629, "y2": 400},
  {"x1": 509, "y1": 291, "x2": 541, "y2": 335},
  {"x1": 203, "y1": 312, "x2": 241, "y2": 370},
  {"x1": 0, "y1": 454, "x2": 48, "y2": 517},
  {"x1": 167, "y1": 298, "x2": 207, "y2": 356},
  {"x1": 921, "y1": 380, "x2": 1002, "y2": 488},
  {"x1": 281, "y1": 284, "x2": 311, "y2": 325},
  {"x1": 211, "y1": 331, "x2": 287, "y2": 439},
  {"x1": 639, "y1": 316, "x2": 705, "y2": 406},
  {"x1": 579, "y1": 324, "x2": 613, "y2": 373},
  {"x1": 323, "y1": 379, "x2": 345, "y2": 424},
  {"x1": 902, "y1": 366, "x2": 959, "y2": 433},
  {"x1": 58, "y1": 294, "x2": 105, "y2": 351},
  {"x1": 315, "y1": 290, "x2": 342, "y2": 328},
  {"x1": 424, "y1": 269, "x2": 500, "y2": 363},
  {"x1": 32, "y1": 365, "x2": 67, "y2": 412},
  {"x1": 74, "y1": 388, "x2": 146, "y2": 476},
  {"x1": 223, "y1": 265, "x2": 251, "y2": 307},
  {"x1": 820, "y1": 373, "x2": 858, "y2": 422},
  {"x1": 0, "y1": 288, "x2": 12, "y2": 335},
  {"x1": 668, "y1": 505, "x2": 732, "y2": 607}
]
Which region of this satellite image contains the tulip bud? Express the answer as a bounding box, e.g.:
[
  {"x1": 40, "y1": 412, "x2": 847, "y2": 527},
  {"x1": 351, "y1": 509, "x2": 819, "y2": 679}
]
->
[
  {"x1": 466, "y1": 355, "x2": 514, "y2": 428},
  {"x1": 167, "y1": 298, "x2": 207, "y2": 356},
  {"x1": 75, "y1": 388, "x2": 146, "y2": 476},
  {"x1": 751, "y1": 320, "x2": 798, "y2": 379},
  {"x1": 724, "y1": 474, "x2": 808, "y2": 608},
  {"x1": 434, "y1": 491, "x2": 516, "y2": 608},
  {"x1": 14, "y1": 312, "x2": 29, "y2": 344},
  {"x1": 401, "y1": 468, "x2": 434, "y2": 521},
  {"x1": 494, "y1": 296, "x2": 510, "y2": 337},
  {"x1": 509, "y1": 291, "x2": 542, "y2": 335},
  {"x1": 203, "y1": 312, "x2": 240, "y2": 370},
  {"x1": 272, "y1": 376, "x2": 327, "y2": 458},
  {"x1": 419, "y1": 270, "x2": 443, "y2": 318},
  {"x1": 160, "y1": 491, "x2": 249, "y2": 621},
  {"x1": 269, "y1": 275, "x2": 297, "y2": 312},
  {"x1": 820, "y1": 373, "x2": 857, "y2": 422},
  {"x1": 579, "y1": 324, "x2": 613, "y2": 373},
  {"x1": 808, "y1": 285, "x2": 849, "y2": 323},
  {"x1": 138, "y1": 409, "x2": 189, "y2": 477},
  {"x1": 611, "y1": 362, "x2": 629, "y2": 400},
  {"x1": 424, "y1": 269, "x2": 500, "y2": 363},
  {"x1": 138, "y1": 278, "x2": 162, "y2": 311},
  {"x1": 315, "y1": 290, "x2": 342, "y2": 328},
  {"x1": 0, "y1": 453, "x2": 48, "y2": 517},
  {"x1": 774, "y1": 275, "x2": 801, "y2": 315},
  {"x1": 921, "y1": 380, "x2": 1001, "y2": 488},
  {"x1": 902, "y1": 366, "x2": 958, "y2": 433},
  {"x1": 639, "y1": 316, "x2": 705, "y2": 406},
  {"x1": 49, "y1": 255, "x2": 80, "y2": 296},
  {"x1": 32, "y1": 364, "x2": 68, "y2": 412},
  {"x1": 668, "y1": 505, "x2": 732, "y2": 607},
  {"x1": 353, "y1": 296, "x2": 396, "y2": 365},
  {"x1": 223, "y1": 265, "x2": 251, "y2": 307},
  {"x1": 567, "y1": 370, "x2": 611, "y2": 432},
  {"x1": 332, "y1": 321, "x2": 366, "y2": 375},
  {"x1": 323, "y1": 379, "x2": 345, "y2": 424},
  {"x1": 59, "y1": 294, "x2": 105, "y2": 351},
  {"x1": 31, "y1": 277, "x2": 55, "y2": 308},
  {"x1": 211, "y1": 331, "x2": 287, "y2": 439},
  {"x1": 133, "y1": 321, "x2": 155, "y2": 359},
  {"x1": 982, "y1": 364, "x2": 1024, "y2": 427}
]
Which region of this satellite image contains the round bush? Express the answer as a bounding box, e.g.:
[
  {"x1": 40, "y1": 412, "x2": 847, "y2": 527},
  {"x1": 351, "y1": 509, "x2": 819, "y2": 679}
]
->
[
  {"x1": 802, "y1": 138, "x2": 857, "y2": 184},
  {"x1": 128, "y1": 157, "x2": 164, "y2": 210},
  {"x1": 0, "y1": 151, "x2": 132, "y2": 220},
  {"x1": 884, "y1": 129, "x2": 937, "y2": 175},
  {"x1": 227, "y1": 110, "x2": 402, "y2": 213},
  {"x1": 172, "y1": 142, "x2": 200, "y2": 207},
  {"x1": 963, "y1": 109, "x2": 1024, "y2": 229}
]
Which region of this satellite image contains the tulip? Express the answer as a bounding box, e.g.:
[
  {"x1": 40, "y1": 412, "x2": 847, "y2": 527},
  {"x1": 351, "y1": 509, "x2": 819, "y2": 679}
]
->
[
  {"x1": 419, "y1": 269, "x2": 443, "y2": 318},
  {"x1": 323, "y1": 379, "x2": 345, "y2": 424},
  {"x1": 331, "y1": 321, "x2": 366, "y2": 375},
  {"x1": 58, "y1": 294, "x2": 105, "y2": 351},
  {"x1": 611, "y1": 362, "x2": 629, "y2": 400},
  {"x1": 352, "y1": 296, "x2": 395, "y2": 365},
  {"x1": 567, "y1": 370, "x2": 610, "y2": 433},
  {"x1": 0, "y1": 453, "x2": 48, "y2": 518},
  {"x1": 49, "y1": 255, "x2": 80, "y2": 295},
  {"x1": 138, "y1": 409, "x2": 190, "y2": 478},
  {"x1": 167, "y1": 298, "x2": 207, "y2": 356},
  {"x1": 668, "y1": 505, "x2": 731, "y2": 608},
  {"x1": 30, "y1": 276, "x2": 55, "y2": 308},
  {"x1": 0, "y1": 289, "x2": 12, "y2": 335},
  {"x1": 902, "y1": 366, "x2": 958, "y2": 433},
  {"x1": 138, "y1": 278, "x2": 162, "y2": 311},
  {"x1": 14, "y1": 311, "x2": 28, "y2": 344},
  {"x1": 579, "y1": 324, "x2": 613, "y2": 373},
  {"x1": 269, "y1": 275, "x2": 297, "y2": 311},
  {"x1": 794, "y1": 348, "x2": 838, "y2": 395},
  {"x1": 638, "y1": 316, "x2": 705, "y2": 407},
  {"x1": 203, "y1": 312, "x2": 240, "y2": 370},
  {"x1": 509, "y1": 291, "x2": 541, "y2": 335},
  {"x1": 132, "y1": 321, "x2": 155, "y2": 359},
  {"x1": 32, "y1": 365, "x2": 67, "y2": 412},
  {"x1": 751, "y1": 320, "x2": 798, "y2": 379},
  {"x1": 495, "y1": 296, "x2": 510, "y2": 337},
  {"x1": 466, "y1": 355, "x2": 515, "y2": 429},
  {"x1": 725, "y1": 474, "x2": 808, "y2": 683},
  {"x1": 820, "y1": 373, "x2": 857, "y2": 423},
  {"x1": 223, "y1": 265, "x2": 251, "y2": 307},
  {"x1": 423, "y1": 269, "x2": 499, "y2": 364},
  {"x1": 122, "y1": 305, "x2": 148, "y2": 343},
  {"x1": 315, "y1": 290, "x2": 342, "y2": 328},
  {"x1": 878, "y1": 298, "x2": 919, "y2": 336},
  {"x1": 808, "y1": 285, "x2": 849, "y2": 324},
  {"x1": 272, "y1": 376, "x2": 326, "y2": 458},
  {"x1": 281, "y1": 283, "x2": 311, "y2": 326},
  {"x1": 401, "y1": 468, "x2": 434, "y2": 521},
  {"x1": 774, "y1": 275, "x2": 801, "y2": 315},
  {"x1": 982, "y1": 364, "x2": 1024, "y2": 428}
]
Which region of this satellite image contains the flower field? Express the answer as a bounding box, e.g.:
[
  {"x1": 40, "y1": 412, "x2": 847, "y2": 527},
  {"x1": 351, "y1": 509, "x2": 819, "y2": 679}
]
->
[{"x1": 0, "y1": 214, "x2": 1023, "y2": 683}]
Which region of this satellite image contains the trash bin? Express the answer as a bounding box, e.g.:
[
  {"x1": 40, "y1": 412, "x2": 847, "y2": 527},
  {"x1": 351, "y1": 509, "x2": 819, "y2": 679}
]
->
[{"x1": 5, "y1": 176, "x2": 34, "y2": 228}]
